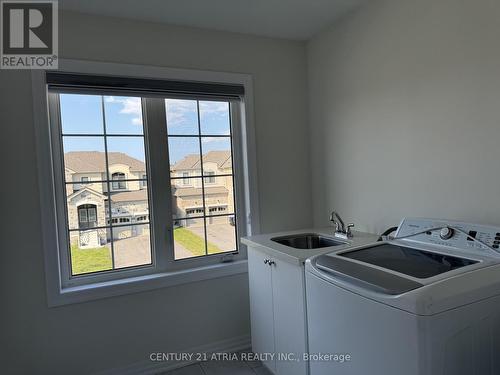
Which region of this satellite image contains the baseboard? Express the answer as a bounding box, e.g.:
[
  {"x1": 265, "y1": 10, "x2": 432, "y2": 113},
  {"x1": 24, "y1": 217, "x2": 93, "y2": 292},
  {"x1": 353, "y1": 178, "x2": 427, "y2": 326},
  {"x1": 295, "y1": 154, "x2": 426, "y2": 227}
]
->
[{"x1": 94, "y1": 334, "x2": 251, "y2": 375}]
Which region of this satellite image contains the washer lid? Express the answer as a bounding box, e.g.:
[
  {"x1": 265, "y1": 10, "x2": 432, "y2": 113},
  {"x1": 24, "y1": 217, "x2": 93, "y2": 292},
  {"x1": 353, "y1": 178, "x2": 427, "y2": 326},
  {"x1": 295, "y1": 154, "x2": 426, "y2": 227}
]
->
[
  {"x1": 314, "y1": 243, "x2": 479, "y2": 296},
  {"x1": 315, "y1": 255, "x2": 424, "y2": 295},
  {"x1": 338, "y1": 243, "x2": 478, "y2": 279}
]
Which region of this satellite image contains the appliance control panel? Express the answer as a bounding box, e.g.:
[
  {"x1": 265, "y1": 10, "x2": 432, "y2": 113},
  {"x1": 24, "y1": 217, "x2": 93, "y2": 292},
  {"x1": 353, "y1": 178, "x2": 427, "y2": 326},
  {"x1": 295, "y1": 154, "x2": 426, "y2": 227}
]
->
[{"x1": 394, "y1": 217, "x2": 500, "y2": 256}]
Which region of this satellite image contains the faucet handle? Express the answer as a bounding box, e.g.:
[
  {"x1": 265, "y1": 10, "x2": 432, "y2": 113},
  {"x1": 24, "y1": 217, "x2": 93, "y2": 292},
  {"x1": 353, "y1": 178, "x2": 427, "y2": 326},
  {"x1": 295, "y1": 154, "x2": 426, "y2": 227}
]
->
[{"x1": 346, "y1": 223, "x2": 355, "y2": 237}]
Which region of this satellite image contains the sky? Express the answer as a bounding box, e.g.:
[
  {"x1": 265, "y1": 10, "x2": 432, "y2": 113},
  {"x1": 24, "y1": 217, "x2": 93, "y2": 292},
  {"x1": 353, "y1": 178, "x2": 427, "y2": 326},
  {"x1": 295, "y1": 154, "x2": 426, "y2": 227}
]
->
[{"x1": 60, "y1": 94, "x2": 232, "y2": 164}]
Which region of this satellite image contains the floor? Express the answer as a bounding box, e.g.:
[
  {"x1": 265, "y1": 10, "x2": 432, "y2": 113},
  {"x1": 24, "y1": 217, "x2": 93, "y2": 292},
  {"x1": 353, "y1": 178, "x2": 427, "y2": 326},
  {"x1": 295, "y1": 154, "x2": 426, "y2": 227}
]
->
[{"x1": 162, "y1": 356, "x2": 272, "y2": 375}]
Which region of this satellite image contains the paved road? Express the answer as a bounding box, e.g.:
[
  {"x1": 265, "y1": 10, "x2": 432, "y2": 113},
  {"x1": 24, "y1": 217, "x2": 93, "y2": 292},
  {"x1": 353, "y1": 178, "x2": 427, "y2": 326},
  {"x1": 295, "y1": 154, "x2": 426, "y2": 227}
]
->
[
  {"x1": 112, "y1": 235, "x2": 152, "y2": 268},
  {"x1": 111, "y1": 223, "x2": 236, "y2": 266}
]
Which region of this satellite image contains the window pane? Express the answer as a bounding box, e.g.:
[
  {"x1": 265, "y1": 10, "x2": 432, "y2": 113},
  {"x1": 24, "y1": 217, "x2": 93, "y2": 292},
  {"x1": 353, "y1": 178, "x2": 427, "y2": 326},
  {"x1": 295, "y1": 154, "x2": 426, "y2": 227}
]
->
[
  {"x1": 62, "y1": 137, "x2": 107, "y2": 182},
  {"x1": 111, "y1": 224, "x2": 152, "y2": 269},
  {"x1": 106, "y1": 136, "x2": 147, "y2": 179},
  {"x1": 172, "y1": 177, "x2": 206, "y2": 218},
  {"x1": 205, "y1": 175, "x2": 234, "y2": 216},
  {"x1": 201, "y1": 137, "x2": 232, "y2": 176},
  {"x1": 165, "y1": 99, "x2": 199, "y2": 135},
  {"x1": 199, "y1": 101, "x2": 230, "y2": 135},
  {"x1": 69, "y1": 229, "x2": 112, "y2": 275},
  {"x1": 88, "y1": 207, "x2": 97, "y2": 222},
  {"x1": 60, "y1": 94, "x2": 103, "y2": 134},
  {"x1": 78, "y1": 209, "x2": 88, "y2": 222},
  {"x1": 204, "y1": 171, "x2": 216, "y2": 184},
  {"x1": 109, "y1": 192, "x2": 150, "y2": 225},
  {"x1": 206, "y1": 217, "x2": 237, "y2": 253},
  {"x1": 104, "y1": 96, "x2": 144, "y2": 135},
  {"x1": 173, "y1": 219, "x2": 209, "y2": 260},
  {"x1": 168, "y1": 137, "x2": 201, "y2": 177},
  {"x1": 111, "y1": 172, "x2": 126, "y2": 190}
]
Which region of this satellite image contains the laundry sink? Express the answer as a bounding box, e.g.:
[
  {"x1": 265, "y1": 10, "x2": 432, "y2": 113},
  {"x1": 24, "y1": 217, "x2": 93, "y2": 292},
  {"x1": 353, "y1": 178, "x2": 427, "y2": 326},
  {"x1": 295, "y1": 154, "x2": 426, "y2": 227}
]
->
[{"x1": 271, "y1": 233, "x2": 345, "y2": 249}]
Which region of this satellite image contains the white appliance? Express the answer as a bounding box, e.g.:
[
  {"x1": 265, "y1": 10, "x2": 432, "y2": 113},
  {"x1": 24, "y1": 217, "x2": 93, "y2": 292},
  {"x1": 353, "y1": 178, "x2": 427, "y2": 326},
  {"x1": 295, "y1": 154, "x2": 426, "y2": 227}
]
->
[{"x1": 305, "y1": 217, "x2": 500, "y2": 375}]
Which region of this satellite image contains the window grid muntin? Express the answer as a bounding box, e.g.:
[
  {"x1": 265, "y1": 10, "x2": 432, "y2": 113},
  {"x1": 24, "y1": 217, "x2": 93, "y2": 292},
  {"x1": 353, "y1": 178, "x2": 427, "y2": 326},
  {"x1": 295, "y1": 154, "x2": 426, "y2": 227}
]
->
[
  {"x1": 166, "y1": 134, "x2": 232, "y2": 138},
  {"x1": 58, "y1": 93, "x2": 154, "y2": 277},
  {"x1": 195, "y1": 100, "x2": 209, "y2": 255},
  {"x1": 167, "y1": 99, "x2": 238, "y2": 259},
  {"x1": 55, "y1": 93, "x2": 239, "y2": 277},
  {"x1": 172, "y1": 218, "x2": 236, "y2": 260}
]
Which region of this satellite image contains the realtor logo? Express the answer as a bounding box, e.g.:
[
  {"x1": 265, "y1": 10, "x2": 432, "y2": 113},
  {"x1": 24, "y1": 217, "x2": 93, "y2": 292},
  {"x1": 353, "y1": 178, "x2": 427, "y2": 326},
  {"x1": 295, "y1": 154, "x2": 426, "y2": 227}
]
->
[{"x1": 1, "y1": 0, "x2": 58, "y2": 69}]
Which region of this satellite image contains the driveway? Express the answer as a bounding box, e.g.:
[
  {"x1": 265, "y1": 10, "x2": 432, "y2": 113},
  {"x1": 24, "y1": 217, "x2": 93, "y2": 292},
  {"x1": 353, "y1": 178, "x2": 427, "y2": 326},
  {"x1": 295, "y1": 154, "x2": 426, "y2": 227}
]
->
[
  {"x1": 189, "y1": 223, "x2": 236, "y2": 252},
  {"x1": 112, "y1": 223, "x2": 237, "y2": 266},
  {"x1": 113, "y1": 234, "x2": 152, "y2": 268}
]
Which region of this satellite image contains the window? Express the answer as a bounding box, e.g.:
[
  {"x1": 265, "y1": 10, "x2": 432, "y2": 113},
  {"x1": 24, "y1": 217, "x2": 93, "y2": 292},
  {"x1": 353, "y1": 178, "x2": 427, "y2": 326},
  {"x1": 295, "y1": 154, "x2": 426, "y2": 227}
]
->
[
  {"x1": 56, "y1": 93, "x2": 152, "y2": 277},
  {"x1": 78, "y1": 204, "x2": 97, "y2": 229},
  {"x1": 34, "y1": 61, "x2": 259, "y2": 306},
  {"x1": 204, "y1": 171, "x2": 216, "y2": 184},
  {"x1": 167, "y1": 99, "x2": 238, "y2": 259},
  {"x1": 111, "y1": 172, "x2": 126, "y2": 190},
  {"x1": 186, "y1": 208, "x2": 204, "y2": 215}
]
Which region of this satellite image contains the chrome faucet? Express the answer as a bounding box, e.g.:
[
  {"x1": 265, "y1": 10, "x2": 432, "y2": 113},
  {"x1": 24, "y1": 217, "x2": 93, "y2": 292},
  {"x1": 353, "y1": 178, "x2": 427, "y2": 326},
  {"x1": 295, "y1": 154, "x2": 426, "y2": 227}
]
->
[{"x1": 330, "y1": 211, "x2": 354, "y2": 239}]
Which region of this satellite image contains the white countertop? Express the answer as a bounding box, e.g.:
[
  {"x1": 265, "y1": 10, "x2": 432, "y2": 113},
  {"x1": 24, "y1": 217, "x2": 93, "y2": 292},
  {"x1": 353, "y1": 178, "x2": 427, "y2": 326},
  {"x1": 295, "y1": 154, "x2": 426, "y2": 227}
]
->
[{"x1": 241, "y1": 227, "x2": 379, "y2": 266}]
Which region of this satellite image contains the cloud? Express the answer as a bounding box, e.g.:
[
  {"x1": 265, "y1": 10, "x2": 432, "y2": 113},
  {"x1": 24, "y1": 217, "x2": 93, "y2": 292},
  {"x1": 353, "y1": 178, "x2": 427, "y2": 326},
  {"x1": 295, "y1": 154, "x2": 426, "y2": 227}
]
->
[
  {"x1": 105, "y1": 96, "x2": 143, "y2": 125},
  {"x1": 105, "y1": 97, "x2": 229, "y2": 129},
  {"x1": 201, "y1": 132, "x2": 231, "y2": 143},
  {"x1": 199, "y1": 101, "x2": 228, "y2": 117},
  {"x1": 166, "y1": 99, "x2": 197, "y2": 127},
  {"x1": 166, "y1": 99, "x2": 229, "y2": 128}
]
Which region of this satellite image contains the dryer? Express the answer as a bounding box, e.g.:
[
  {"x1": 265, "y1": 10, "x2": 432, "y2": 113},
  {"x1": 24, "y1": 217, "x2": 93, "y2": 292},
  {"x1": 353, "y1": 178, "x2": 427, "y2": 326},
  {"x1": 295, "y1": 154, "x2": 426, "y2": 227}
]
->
[{"x1": 305, "y1": 217, "x2": 500, "y2": 375}]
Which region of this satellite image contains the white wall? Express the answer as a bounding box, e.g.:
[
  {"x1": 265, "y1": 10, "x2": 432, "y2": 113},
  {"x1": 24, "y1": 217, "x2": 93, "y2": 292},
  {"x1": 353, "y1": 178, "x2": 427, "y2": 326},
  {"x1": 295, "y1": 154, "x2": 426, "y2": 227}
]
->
[
  {"x1": 307, "y1": 0, "x2": 500, "y2": 234},
  {"x1": 0, "y1": 11, "x2": 311, "y2": 373}
]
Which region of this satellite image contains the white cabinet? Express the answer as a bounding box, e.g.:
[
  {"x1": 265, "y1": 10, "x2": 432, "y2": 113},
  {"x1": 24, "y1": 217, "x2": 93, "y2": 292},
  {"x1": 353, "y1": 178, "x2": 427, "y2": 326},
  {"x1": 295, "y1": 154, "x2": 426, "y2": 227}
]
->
[
  {"x1": 248, "y1": 247, "x2": 276, "y2": 371},
  {"x1": 248, "y1": 247, "x2": 308, "y2": 375}
]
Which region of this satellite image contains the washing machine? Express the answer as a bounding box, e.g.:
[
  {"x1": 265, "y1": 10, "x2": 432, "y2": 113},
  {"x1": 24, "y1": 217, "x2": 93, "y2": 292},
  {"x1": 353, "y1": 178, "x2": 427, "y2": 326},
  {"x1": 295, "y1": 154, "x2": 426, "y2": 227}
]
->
[{"x1": 305, "y1": 217, "x2": 500, "y2": 375}]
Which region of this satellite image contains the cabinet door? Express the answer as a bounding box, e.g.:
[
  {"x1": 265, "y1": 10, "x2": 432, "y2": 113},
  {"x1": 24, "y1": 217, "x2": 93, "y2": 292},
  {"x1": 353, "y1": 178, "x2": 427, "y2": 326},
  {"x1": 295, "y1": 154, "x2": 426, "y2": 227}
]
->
[
  {"x1": 272, "y1": 260, "x2": 308, "y2": 375},
  {"x1": 248, "y1": 248, "x2": 276, "y2": 372}
]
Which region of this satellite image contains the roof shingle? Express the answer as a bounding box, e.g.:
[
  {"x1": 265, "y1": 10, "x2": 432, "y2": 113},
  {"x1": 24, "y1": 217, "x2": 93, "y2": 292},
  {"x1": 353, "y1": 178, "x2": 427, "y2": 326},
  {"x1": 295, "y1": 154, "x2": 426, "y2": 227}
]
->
[
  {"x1": 173, "y1": 186, "x2": 228, "y2": 198},
  {"x1": 171, "y1": 150, "x2": 231, "y2": 171},
  {"x1": 64, "y1": 151, "x2": 145, "y2": 173},
  {"x1": 111, "y1": 189, "x2": 148, "y2": 202}
]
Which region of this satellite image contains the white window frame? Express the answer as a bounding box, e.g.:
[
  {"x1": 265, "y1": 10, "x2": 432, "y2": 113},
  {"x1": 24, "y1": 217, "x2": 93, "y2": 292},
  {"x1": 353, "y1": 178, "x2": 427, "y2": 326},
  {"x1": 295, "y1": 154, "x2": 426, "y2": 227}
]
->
[
  {"x1": 111, "y1": 172, "x2": 127, "y2": 190},
  {"x1": 32, "y1": 59, "x2": 260, "y2": 306}
]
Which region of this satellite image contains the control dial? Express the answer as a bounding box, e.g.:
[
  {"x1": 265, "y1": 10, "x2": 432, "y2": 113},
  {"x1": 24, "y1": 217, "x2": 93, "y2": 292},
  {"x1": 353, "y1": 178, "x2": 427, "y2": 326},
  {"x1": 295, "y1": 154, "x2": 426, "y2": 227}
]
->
[{"x1": 440, "y1": 227, "x2": 454, "y2": 240}]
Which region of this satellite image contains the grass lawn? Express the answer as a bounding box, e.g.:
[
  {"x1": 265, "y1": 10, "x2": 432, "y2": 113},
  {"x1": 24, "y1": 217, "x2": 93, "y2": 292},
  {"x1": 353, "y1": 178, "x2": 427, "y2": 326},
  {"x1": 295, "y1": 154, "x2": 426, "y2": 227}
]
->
[
  {"x1": 70, "y1": 244, "x2": 112, "y2": 275},
  {"x1": 174, "y1": 227, "x2": 221, "y2": 256}
]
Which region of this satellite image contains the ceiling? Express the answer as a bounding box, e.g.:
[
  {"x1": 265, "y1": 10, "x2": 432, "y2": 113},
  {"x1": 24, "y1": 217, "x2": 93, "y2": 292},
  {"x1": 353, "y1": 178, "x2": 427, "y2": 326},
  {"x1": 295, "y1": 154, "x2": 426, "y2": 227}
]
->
[{"x1": 59, "y1": 0, "x2": 366, "y2": 40}]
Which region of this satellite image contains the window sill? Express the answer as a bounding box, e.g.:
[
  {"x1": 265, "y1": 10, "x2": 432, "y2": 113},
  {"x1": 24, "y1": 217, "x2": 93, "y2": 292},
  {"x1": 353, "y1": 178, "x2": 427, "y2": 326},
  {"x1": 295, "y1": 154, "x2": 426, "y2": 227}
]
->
[{"x1": 48, "y1": 260, "x2": 248, "y2": 307}]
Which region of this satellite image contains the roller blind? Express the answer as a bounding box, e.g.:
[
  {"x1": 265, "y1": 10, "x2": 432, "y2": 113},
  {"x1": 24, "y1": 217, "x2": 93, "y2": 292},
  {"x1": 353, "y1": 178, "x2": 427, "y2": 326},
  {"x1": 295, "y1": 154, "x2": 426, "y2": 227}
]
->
[{"x1": 46, "y1": 72, "x2": 244, "y2": 99}]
